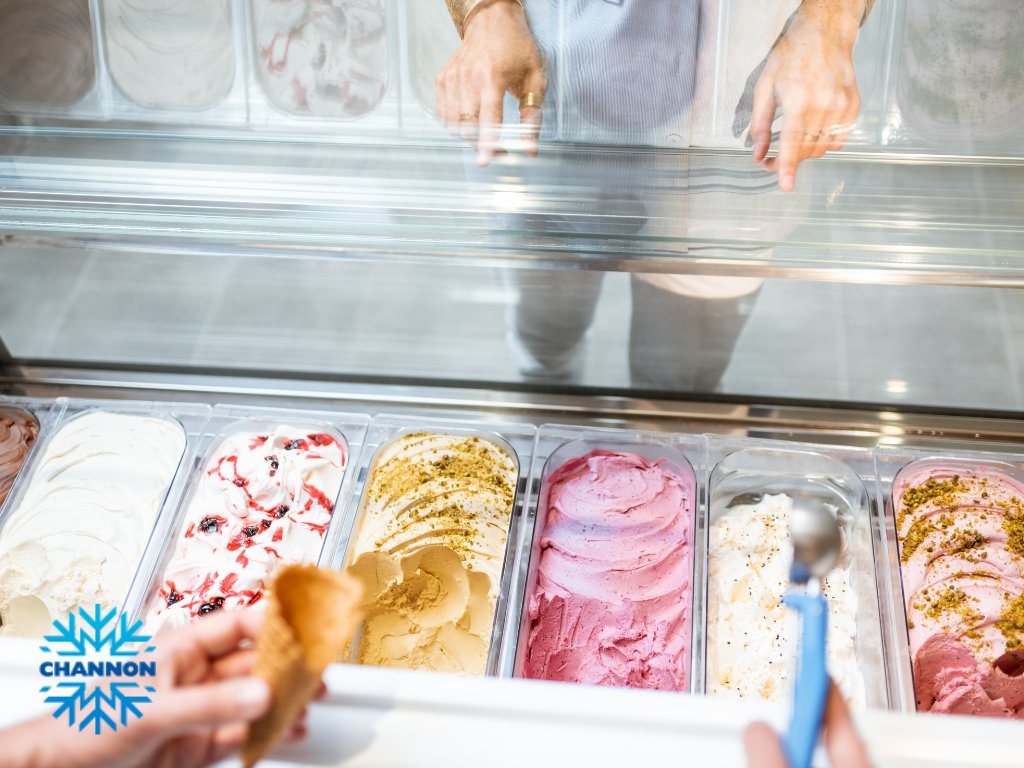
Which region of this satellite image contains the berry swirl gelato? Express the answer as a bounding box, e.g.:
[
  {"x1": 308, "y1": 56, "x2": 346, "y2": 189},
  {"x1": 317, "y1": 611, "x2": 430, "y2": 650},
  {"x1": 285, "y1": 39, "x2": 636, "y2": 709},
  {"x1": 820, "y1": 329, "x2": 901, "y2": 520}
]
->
[
  {"x1": 147, "y1": 426, "x2": 345, "y2": 631},
  {"x1": 894, "y1": 463, "x2": 1024, "y2": 717},
  {"x1": 523, "y1": 449, "x2": 695, "y2": 691}
]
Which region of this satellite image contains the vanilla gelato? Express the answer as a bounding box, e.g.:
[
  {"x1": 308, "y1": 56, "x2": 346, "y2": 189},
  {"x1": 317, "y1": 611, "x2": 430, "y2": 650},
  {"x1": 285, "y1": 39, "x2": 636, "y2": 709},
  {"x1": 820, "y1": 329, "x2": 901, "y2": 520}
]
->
[
  {"x1": 146, "y1": 426, "x2": 346, "y2": 632},
  {"x1": 0, "y1": 412, "x2": 186, "y2": 637},
  {"x1": 707, "y1": 493, "x2": 865, "y2": 708},
  {"x1": 346, "y1": 432, "x2": 517, "y2": 674},
  {"x1": 253, "y1": 0, "x2": 388, "y2": 118},
  {"x1": 103, "y1": 0, "x2": 235, "y2": 110}
]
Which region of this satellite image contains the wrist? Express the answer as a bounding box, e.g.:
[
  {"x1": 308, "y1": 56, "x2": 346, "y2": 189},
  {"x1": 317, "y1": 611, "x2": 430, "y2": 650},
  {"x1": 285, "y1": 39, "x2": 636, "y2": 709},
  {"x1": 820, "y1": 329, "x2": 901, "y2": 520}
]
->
[
  {"x1": 797, "y1": 0, "x2": 864, "y2": 44},
  {"x1": 447, "y1": 0, "x2": 524, "y2": 39}
]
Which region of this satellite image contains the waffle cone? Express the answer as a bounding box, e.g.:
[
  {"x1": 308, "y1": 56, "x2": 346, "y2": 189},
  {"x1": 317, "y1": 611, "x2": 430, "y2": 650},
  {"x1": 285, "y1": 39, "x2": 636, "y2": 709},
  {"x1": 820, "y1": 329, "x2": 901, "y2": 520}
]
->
[{"x1": 242, "y1": 565, "x2": 362, "y2": 768}]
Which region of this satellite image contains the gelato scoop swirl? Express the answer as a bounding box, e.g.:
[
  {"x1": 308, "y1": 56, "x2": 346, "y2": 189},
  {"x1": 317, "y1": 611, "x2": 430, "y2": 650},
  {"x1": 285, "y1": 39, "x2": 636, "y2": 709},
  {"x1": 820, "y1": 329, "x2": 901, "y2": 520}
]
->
[{"x1": 524, "y1": 449, "x2": 695, "y2": 691}]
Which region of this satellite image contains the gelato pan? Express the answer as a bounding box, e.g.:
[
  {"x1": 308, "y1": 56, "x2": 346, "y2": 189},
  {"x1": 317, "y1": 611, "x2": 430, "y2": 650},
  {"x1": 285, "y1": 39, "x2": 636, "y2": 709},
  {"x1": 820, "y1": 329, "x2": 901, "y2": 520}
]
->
[
  {"x1": 0, "y1": 0, "x2": 96, "y2": 107},
  {"x1": 103, "y1": 0, "x2": 235, "y2": 110},
  {"x1": 0, "y1": 411, "x2": 186, "y2": 637},
  {"x1": 252, "y1": 0, "x2": 388, "y2": 118},
  {"x1": 146, "y1": 425, "x2": 346, "y2": 631},
  {"x1": 0, "y1": 410, "x2": 39, "y2": 507},
  {"x1": 893, "y1": 462, "x2": 1024, "y2": 717},
  {"x1": 707, "y1": 493, "x2": 865, "y2": 708},
  {"x1": 522, "y1": 448, "x2": 695, "y2": 691},
  {"x1": 346, "y1": 431, "x2": 517, "y2": 675}
]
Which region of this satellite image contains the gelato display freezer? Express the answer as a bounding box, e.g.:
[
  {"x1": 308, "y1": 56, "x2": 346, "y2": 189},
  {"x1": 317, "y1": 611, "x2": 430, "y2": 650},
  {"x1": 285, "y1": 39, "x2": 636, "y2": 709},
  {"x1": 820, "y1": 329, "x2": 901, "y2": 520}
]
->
[{"x1": 2, "y1": 0, "x2": 1024, "y2": 766}]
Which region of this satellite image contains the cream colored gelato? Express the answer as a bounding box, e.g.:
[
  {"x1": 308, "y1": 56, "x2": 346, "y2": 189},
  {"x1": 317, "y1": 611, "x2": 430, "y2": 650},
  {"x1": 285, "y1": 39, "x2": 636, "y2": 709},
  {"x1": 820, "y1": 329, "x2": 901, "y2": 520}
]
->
[
  {"x1": 0, "y1": 411, "x2": 185, "y2": 637},
  {"x1": 346, "y1": 432, "x2": 516, "y2": 674},
  {"x1": 707, "y1": 493, "x2": 865, "y2": 708},
  {"x1": 103, "y1": 0, "x2": 235, "y2": 110}
]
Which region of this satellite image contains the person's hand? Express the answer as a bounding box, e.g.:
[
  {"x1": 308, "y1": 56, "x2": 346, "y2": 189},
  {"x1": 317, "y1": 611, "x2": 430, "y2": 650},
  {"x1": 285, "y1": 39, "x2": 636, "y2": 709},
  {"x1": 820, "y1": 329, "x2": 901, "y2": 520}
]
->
[
  {"x1": 436, "y1": 0, "x2": 546, "y2": 166},
  {"x1": 744, "y1": 681, "x2": 873, "y2": 768},
  {"x1": 750, "y1": 0, "x2": 866, "y2": 192},
  {"x1": 3, "y1": 610, "x2": 312, "y2": 768}
]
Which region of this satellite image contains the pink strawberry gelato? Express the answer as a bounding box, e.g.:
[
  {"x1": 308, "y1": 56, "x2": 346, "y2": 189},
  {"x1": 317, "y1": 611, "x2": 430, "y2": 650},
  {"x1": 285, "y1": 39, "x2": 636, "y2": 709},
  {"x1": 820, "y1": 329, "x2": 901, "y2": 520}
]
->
[
  {"x1": 894, "y1": 462, "x2": 1024, "y2": 717},
  {"x1": 523, "y1": 449, "x2": 695, "y2": 690}
]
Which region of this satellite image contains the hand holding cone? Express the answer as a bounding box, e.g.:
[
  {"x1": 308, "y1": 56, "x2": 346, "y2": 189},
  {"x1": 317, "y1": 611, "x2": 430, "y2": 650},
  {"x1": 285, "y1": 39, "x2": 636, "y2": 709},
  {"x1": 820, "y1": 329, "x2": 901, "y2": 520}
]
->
[{"x1": 242, "y1": 564, "x2": 362, "y2": 768}]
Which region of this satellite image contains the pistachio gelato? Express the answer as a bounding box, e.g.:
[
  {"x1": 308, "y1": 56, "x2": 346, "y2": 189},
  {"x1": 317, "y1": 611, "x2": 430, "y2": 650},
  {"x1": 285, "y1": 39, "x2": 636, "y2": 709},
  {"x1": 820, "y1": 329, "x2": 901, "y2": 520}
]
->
[{"x1": 346, "y1": 432, "x2": 516, "y2": 675}]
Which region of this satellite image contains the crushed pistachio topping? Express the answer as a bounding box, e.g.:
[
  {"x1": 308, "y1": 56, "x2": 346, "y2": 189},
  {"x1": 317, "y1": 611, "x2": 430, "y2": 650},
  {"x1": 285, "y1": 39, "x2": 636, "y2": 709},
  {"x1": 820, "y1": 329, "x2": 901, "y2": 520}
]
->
[
  {"x1": 898, "y1": 475, "x2": 961, "y2": 530},
  {"x1": 940, "y1": 527, "x2": 986, "y2": 556},
  {"x1": 996, "y1": 594, "x2": 1024, "y2": 650},
  {"x1": 901, "y1": 516, "x2": 936, "y2": 563},
  {"x1": 367, "y1": 433, "x2": 515, "y2": 561}
]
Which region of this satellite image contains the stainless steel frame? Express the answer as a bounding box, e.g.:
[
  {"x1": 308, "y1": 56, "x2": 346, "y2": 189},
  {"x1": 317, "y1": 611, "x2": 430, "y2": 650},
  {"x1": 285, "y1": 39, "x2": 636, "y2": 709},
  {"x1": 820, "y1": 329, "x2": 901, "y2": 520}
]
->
[{"x1": 3, "y1": 363, "x2": 1023, "y2": 447}]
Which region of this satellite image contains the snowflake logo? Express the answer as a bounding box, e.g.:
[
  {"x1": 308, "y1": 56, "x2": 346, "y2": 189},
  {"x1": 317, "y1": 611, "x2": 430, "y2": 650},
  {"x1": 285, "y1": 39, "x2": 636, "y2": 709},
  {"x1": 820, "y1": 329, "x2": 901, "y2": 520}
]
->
[{"x1": 38, "y1": 605, "x2": 157, "y2": 734}]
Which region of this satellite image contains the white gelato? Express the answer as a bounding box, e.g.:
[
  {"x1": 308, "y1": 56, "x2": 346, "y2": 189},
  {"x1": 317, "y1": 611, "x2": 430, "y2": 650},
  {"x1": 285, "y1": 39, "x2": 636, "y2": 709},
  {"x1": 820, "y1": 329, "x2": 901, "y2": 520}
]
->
[
  {"x1": 0, "y1": 412, "x2": 186, "y2": 637},
  {"x1": 707, "y1": 493, "x2": 865, "y2": 709},
  {"x1": 103, "y1": 0, "x2": 235, "y2": 110},
  {"x1": 253, "y1": 0, "x2": 388, "y2": 118},
  {"x1": 146, "y1": 426, "x2": 345, "y2": 633}
]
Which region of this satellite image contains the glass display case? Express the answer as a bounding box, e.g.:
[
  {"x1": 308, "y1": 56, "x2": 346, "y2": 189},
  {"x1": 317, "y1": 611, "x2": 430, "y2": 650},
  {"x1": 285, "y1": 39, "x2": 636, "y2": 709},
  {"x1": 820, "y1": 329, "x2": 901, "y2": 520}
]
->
[{"x1": 1, "y1": 0, "x2": 1023, "y2": 765}]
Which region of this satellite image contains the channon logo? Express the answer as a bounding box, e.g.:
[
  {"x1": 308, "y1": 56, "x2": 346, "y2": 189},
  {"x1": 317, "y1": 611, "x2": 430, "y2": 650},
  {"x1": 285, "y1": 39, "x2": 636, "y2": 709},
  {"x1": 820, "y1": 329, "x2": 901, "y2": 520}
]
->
[{"x1": 38, "y1": 605, "x2": 157, "y2": 734}]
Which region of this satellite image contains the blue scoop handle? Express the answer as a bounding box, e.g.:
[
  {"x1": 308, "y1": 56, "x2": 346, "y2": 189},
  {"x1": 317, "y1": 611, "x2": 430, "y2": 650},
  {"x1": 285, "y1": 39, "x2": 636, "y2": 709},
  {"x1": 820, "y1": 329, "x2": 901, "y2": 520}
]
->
[{"x1": 783, "y1": 592, "x2": 829, "y2": 768}]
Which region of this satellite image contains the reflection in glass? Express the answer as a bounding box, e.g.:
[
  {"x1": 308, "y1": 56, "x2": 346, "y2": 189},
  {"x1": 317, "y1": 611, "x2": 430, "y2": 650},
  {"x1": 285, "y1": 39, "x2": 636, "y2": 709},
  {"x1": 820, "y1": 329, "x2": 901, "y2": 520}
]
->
[
  {"x1": 897, "y1": 0, "x2": 1024, "y2": 142},
  {"x1": 103, "y1": 0, "x2": 235, "y2": 110},
  {"x1": 253, "y1": 0, "x2": 388, "y2": 118},
  {"x1": 0, "y1": 0, "x2": 95, "y2": 107}
]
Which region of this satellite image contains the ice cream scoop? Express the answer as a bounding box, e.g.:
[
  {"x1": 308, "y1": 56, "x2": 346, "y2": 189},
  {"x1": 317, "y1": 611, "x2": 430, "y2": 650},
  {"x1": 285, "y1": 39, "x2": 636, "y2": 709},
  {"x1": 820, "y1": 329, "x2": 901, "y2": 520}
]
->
[{"x1": 784, "y1": 498, "x2": 842, "y2": 768}]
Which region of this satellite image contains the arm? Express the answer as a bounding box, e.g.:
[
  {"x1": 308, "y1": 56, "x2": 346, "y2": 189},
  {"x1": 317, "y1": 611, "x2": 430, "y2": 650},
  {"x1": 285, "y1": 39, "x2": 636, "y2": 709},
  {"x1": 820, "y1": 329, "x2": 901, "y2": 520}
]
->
[
  {"x1": 437, "y1": 0, "x2": 546, "y2": 166},
  {"x1": 750, "y1": 0, "x2": 869, "y2": 192}
]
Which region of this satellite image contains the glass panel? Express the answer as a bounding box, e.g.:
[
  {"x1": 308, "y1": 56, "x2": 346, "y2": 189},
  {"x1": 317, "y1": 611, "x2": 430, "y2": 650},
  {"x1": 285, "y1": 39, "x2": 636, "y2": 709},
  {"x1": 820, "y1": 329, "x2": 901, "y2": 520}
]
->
[
  {"x1": 2, "y1": 0, "x2": 1023, "y2": 414},
  {"x1": 3, "y1": 241, "x2": 1023, "y2": 412}
]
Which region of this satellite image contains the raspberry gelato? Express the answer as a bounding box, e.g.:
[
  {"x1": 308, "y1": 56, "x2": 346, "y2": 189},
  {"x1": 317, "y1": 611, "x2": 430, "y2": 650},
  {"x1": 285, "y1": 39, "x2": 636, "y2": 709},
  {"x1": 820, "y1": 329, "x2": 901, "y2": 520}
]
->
[
  {"x1": 346, "y1": 433, "x2": 517, "y2": 675},
  {"x1": 522, "y1": 449, "x2": 695, "y2": 691},
  {"x1": 147, "y1": 426, "x2": 345, "y2": 631},
  {"x1": 0, "y1": 411, "x2": 38, "y2": 507},
  {"x1": 894, "y1": 463, "x2": 1024, "y2": 717}
]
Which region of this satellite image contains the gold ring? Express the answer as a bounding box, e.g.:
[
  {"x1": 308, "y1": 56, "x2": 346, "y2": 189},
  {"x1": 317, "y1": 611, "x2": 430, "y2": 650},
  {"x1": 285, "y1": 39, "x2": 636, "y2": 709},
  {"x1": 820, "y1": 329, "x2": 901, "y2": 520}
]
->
[
  {"x1": 459, "y1": 112, "x2": 478, "y2": 121},
  {"x1": 802, "y1": 132, "x2": 820, "y2": 142},
  {"x1": 519, "y1": 92, "x2": 544, "y2": 109}
]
